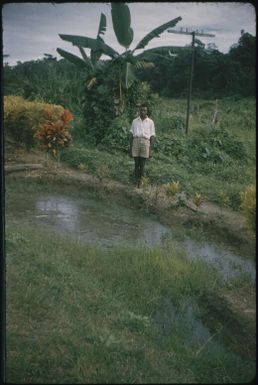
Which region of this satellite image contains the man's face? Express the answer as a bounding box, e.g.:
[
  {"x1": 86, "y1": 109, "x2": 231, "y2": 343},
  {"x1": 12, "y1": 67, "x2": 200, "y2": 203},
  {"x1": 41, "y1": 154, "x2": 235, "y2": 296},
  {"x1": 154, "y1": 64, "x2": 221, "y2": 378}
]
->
[{"x1": 140, "y1": 106, "x2": 148, "y2": 119}]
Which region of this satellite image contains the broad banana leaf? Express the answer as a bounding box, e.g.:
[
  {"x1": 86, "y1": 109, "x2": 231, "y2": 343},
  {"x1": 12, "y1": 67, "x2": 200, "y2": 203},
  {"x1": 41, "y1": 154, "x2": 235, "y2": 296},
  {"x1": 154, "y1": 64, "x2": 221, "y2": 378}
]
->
[
  {"x1": 111, "y1": 3, "x2": 134, "y2": 49},
  {"x1": 78, "y1": 46, "x2": 93, "y2": 68},
  {"x1": 125, "y1": 62, "x2": 136, "y2": 88},
  {"x1": 89, "y1": 13, "x2": 107, "y2": 64},
  {"x1": 136, "y1": 45, "x2": 183, "y2": 56},
  {"x1": 97, "y1": 13, "x2": 107, "y2": 37},
  {"x1": 56, "y1": 48, "x2": 88, "y2": 68},
  {"x1": 135, "y1": 45, "x2": 184, "y2": 61},
  {"x1": 59, "y1": 34, "x2": 119, "y2": 58},
  {"x1": 91, "y1": 49, "x2": 102, "y2": 65},
  {"x1": 132, "y1": 16, "x2": 182, "y2": 52}
]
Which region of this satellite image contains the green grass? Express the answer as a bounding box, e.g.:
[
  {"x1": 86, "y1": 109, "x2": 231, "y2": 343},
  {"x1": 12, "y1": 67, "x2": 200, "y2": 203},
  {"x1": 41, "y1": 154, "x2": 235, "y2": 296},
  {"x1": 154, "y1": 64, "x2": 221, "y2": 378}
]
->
[
  {"x1": 5, "y1": 222, "x2": 255, "y2": 383},
  {"x1": 5, "y1": 96, "x2": 256, "y2": 382},
  {"x1": 60, "y1": 96, "x2": 255, "y2": 211}
]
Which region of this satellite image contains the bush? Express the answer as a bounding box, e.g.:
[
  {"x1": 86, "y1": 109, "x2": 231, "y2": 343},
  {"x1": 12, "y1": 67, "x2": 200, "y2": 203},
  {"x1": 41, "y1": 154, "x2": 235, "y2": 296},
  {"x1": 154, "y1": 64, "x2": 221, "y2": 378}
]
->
[
  {"x1": 240, "y1": 185, "x2": 256, "y2": 231},
  {"x1": 34, "y1": 109, "x2": 73, "y2": 157},
  {"x1": 100, "y1": 115, "x2": 131, "y2": 153},
  {"x1": 157, "y1": 115, "x2": 185, "y2": 132},
  {"x1": 4, "y1": 95, "x2": 64, "y2": 149},
  {"x1": 155, "y1": 125, "x2": 247, "y2": 165}
]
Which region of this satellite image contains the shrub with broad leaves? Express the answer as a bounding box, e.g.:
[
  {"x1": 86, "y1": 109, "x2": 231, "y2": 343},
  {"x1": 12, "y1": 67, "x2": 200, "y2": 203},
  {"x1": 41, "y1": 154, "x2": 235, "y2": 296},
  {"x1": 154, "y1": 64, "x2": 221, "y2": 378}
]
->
[
  {"x1": 4, "y1": 95, "x2": 64, "y2": 149},
  {"x1": 34, "y1": 109, "x2": 73, "y2": 158}
]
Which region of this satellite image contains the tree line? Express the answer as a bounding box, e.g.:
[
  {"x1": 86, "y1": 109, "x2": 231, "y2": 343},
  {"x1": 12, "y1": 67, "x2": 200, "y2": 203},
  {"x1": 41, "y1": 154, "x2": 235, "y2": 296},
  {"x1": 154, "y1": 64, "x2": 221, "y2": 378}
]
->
[
  {"x1": 136, "y1": 30, "x2": 256, "y2": 98},
  {"x1": 4, "y1": 30, "x2": 255, "y2": 107}
]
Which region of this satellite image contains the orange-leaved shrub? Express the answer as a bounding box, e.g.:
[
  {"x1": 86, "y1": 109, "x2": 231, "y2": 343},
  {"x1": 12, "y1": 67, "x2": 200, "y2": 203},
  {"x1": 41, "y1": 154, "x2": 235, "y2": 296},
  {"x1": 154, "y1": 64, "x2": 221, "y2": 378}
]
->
[
  {"x1": 34, "y1": 108, "x2": 73, "y2": 157},
  {"x1": 4, "y1": 95, "x2": 64, "y2": 149}
]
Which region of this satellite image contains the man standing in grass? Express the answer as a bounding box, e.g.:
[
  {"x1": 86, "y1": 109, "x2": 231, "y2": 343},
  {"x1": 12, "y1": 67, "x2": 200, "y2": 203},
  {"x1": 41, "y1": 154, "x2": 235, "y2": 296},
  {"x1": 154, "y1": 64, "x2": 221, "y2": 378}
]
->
[{"x1": 129, "y1": 103, "x2": 156, "y2": 188}]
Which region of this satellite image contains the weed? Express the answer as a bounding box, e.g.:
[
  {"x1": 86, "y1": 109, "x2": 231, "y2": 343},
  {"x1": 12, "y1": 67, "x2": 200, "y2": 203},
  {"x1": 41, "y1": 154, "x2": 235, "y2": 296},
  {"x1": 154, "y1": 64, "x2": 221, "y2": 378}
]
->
[
  {"x1": 240, "y1": 185, "x2": 256, "y2": 231},
  {"x1": 193, "y1": 192, "x2": 203, "y2": 208},
  {"x1": 95, "y1": 163, "x2": 111, "y2": 181},
  {"x1": 77, "y1": 163, "x2": 88, "y2": 172},
  {"x1": 218, "y1": 191, "x2": 230, "y2": 207},
  {"x1": 163, "y1": 181, "x2": 180, "y2": 196}
]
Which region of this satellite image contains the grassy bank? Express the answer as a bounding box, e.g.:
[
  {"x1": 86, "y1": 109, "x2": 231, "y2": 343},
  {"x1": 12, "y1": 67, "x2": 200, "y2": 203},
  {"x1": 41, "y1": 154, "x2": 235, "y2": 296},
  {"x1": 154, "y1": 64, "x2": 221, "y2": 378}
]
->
[
  {"x1": 4, "y1": 95, "x2": 256, "y2": 383},
  {"x1": 5, "y1": 218, "x2": 255, "y2": 383}
]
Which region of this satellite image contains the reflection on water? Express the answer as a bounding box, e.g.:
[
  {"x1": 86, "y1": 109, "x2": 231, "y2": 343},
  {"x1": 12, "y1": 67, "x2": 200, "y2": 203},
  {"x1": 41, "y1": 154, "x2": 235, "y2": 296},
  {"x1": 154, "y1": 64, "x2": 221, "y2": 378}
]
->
[
  {"x1": 6, "y1": 191, "x2": 255, "y2": 282},
  {"x1": 153, "y1": 297, "x2": 214, "y2": 346},
  {"x1": 34, "y1": 195, "x2": 168, "y2": 248},
  {"x1": 182, "y1": 237, "x2": 256, "y2": 282},
  {"x1": 36, "y1": 197, "x2": 79, "y2": 232}
]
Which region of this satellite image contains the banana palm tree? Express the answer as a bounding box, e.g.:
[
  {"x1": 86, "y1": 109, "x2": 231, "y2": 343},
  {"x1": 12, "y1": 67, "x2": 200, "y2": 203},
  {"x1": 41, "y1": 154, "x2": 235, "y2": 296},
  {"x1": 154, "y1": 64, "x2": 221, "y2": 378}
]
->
[{"x1": 57, "y1": 2, "x2": 182, "y2": 109}]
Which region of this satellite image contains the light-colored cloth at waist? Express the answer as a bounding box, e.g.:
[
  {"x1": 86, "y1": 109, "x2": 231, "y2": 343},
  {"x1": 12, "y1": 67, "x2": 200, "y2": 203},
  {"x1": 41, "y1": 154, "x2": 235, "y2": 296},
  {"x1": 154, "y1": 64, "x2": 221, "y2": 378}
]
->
[
  {"x1": 133, "y1": 136, "x2": 150, "y2": 140},
  {"x1": 132, "y1": 137, "x2": 150, "y2": 158}
]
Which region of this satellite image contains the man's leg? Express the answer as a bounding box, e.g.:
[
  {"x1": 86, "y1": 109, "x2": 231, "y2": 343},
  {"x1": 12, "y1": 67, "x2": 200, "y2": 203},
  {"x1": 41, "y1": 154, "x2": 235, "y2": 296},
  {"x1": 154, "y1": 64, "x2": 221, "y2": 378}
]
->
[
  {"x1": 138, "y1": 157, "x2": 146, "y2": 186},
  {"x1": 134, "y1": 157, "x2": 140, "y2": 186}
]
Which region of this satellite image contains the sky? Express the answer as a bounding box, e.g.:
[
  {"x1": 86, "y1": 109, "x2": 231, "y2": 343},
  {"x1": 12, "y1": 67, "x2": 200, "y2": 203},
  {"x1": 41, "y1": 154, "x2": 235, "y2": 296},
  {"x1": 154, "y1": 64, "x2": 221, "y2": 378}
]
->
[{"x1": 2, "y1": 2, "x2": 256, "y2": 66}]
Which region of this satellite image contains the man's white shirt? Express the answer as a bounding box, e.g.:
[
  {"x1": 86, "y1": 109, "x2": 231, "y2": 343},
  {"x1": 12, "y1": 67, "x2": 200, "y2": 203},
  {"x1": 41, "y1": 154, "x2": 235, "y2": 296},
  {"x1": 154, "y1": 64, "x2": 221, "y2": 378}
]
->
[{"x1": 130, "y1": 116, "x2": 155, "y2": 139}]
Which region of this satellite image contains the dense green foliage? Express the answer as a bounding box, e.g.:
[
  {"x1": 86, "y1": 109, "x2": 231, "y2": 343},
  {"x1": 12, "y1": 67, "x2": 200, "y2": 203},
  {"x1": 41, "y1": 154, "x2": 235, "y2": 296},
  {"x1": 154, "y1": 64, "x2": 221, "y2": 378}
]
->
[
  {"x1": 3, "y1": 25, "x2": 255, "y2": 212},
  {"x1": 80, "y1": 61, "x2": 158, "y2": 145},
  {"x1": 4, "y1": 32, "x2": 255, "y2": 104},
  {"x1": 3, "y1": 55, "x2": 87, "y2": 115},
  {"x1": 55, "y1": 3, "x2": 181, "y2": 145},
  {"x1": 137, "y1": 31, "x2": 256, "y2": 98}
]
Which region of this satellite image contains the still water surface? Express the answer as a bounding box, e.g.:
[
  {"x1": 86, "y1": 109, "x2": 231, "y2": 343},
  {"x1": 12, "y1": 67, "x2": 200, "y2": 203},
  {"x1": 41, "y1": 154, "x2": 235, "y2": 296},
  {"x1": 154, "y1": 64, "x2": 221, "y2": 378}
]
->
[{"x1": 6, "y1": 190, "x2": 255, "y2": 283}]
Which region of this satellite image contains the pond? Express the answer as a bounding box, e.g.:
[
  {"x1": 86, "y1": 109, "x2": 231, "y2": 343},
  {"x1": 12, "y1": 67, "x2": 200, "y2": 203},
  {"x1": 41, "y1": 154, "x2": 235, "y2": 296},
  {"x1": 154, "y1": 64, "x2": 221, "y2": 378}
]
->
[{"x1": 6, "y1": 185, "x2": 255, "y2": 283}]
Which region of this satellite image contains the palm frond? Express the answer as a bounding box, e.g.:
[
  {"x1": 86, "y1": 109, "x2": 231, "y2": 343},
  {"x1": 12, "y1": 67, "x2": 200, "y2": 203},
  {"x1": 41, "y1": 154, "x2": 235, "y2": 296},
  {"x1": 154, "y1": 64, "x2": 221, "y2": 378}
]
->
[
  {"x1": 111, "y1": 3, "x2": 134, "y2": 49},
  {"x1": 59, "y1": 34, "x2": 119, "y2": 58},
  {"x1": 78, "y1": 47, "x2": 93, "y2": 68},
  {"x1": 56, "y1": 48, "x2": 88, "y2": 68},
  {"x1": 97, "y1": 13, "x2": 107, "y2": 37},
  {"x1": 132, "y1": 16, "x2": 182, "y2": 52},
  {"x1": 135, "y1": 45, "x2": 184, "y2": 57}
]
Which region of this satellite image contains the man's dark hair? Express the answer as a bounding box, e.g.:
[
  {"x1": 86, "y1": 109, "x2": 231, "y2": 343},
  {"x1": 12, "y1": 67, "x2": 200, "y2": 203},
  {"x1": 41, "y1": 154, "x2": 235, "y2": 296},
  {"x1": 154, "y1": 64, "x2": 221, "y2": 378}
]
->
[{"x1": 140, "y1": 103, "x2": 152, "y2": 116}]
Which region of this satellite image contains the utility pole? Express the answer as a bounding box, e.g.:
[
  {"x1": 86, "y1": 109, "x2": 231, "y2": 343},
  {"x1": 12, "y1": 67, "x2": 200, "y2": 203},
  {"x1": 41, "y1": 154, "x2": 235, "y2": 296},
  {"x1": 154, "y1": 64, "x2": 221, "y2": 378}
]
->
[{"x1": 168, "y1": 28, "x2": 215, "y2": 134}]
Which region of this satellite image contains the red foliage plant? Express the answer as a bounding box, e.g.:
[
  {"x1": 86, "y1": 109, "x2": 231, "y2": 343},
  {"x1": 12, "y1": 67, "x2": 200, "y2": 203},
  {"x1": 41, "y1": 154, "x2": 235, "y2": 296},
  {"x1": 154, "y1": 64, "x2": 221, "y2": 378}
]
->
[{"x1": 34, "y1": 108, "x2": 73, "y2": 157}]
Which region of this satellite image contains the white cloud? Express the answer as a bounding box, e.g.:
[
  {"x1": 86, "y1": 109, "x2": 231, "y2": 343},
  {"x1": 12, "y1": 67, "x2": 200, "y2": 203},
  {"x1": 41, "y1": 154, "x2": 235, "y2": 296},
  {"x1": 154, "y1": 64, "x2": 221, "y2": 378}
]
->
[{"x1": 2, "y1": 2, "x2": 256, "y2": 65}]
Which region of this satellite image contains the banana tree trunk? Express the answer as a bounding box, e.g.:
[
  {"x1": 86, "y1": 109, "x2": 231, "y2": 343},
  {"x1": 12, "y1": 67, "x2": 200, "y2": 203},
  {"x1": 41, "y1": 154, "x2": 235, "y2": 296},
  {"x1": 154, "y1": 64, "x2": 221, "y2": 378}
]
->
[{"x1": 114, "y1": 69, "x2": 125, "y2": 116}]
